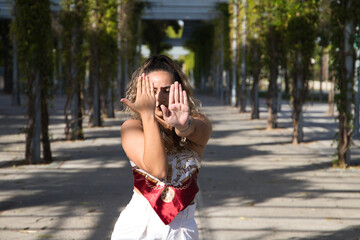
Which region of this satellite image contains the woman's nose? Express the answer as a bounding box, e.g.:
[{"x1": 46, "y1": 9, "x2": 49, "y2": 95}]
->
[{"x1": 155, "y1": 91, "x2": 160, "y2": 101}]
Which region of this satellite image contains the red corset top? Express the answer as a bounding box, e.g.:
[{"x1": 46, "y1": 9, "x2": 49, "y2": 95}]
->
[{"x1": 131, "y1": 150, "x2": 201, "y2": 225}]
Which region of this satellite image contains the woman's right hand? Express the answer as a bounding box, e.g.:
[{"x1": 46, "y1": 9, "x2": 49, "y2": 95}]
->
[{"x1": 121, "y1": 73, "x2": 156, "y2": 117}]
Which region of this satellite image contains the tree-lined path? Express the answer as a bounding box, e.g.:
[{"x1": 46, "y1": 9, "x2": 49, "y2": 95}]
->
[{"x1": 1, "y1": 93, "x2": 360, "y2": 240}]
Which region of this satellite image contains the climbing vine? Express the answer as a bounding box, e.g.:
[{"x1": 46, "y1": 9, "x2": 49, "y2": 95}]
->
[{"x1": 330, "y1": 0, "x2": 360, "y2": 166}]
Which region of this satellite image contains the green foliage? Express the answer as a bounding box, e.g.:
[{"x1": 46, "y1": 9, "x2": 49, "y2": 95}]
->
[
  {"x1": 214, "y1": 2, "x2": 231, "y2": 70},
  {"x1": 318, "y1": 0, "x2": 331, "y2": 48},
  {"x1": 166, "y1": 25, "x2": 183, "y2": 39},
  {"x1": 245, "y1": 0, "x2": 265, "y2": 76},
  {"x1": 59, "y1": 0, "x2": 88, "y2": 95},
  {"x1": 122, "y1": 0, "x2": 144, "y2": 69},
  {"x1": 287, "y1": 9, "x2": 318, "y2": 78},
  {"x1": 179, "y1": 51, "x2": 195, "y2": 77},
  {"x1": 14, "y1": 0, "x2": 54, "y2": 96},
  {"x1": 259, "y1": 0, "x2": 288, "y2": 70},
  {"x1": 97, "y1": 0, "x2": 119, "y2": 91},
  {"x1": 185, "y1": 22, "x2": 214, "y2": 88},
  {"x1": 142, "y1": 20, "x2": 177, "y2": 55},
  {"x1": 286, "y1": 1, "x2": 319, "y2": 138}
]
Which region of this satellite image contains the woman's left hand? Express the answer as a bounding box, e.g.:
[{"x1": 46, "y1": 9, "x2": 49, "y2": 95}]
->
[{"x1": 161, "y1": 81, "x2": 190, "y2": 131}]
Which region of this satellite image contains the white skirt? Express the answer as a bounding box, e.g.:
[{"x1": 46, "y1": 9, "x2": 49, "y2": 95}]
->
[{"x1": 111, "y1": 190, "x2": 198, "y2": 240}]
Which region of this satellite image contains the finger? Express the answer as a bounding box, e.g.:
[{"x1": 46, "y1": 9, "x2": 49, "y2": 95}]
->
[
  {"x1": 169, "y1": 83, "x2": 175, "y2": 105},
  {"x1": 174, "y1": 81, "x2": 179, "y2": 104},
  {"x1": 121, "y1": 98, "x2": 136, "y2": 112},
  {"x1": 183, "y1": 90, "x2": 188, "y2": 106},
  {"x1": 136, "y1": 75, "x2": 142, "y2": 97},
  {"x1": 150, "y1": 80, "x2": 155, "y2": 97},
  {"x1": 141, "y1": 74, "x2": 146, "y2": 94},
  {"x1": 179, "y1": 83, "x2": 183, "y2": 104},
  {"x1": 145, "y1": 75, "x2": 150, "y2": 95},
  {"x1": 160, "y1": 104, "x2": 170, "y2": 118}
]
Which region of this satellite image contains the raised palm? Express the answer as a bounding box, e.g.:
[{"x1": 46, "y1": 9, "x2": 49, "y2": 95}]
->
[
  {"x1": 121, "y1": 74, "x2": 156, "y2": 117},
  {"x1": 161, "y1": 82, "x2": 190, "y2": 130}
]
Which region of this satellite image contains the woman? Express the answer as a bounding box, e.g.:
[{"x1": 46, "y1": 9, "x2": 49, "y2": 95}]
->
[{"x1": 111, "y1": 55, "x2": 212, "y2": 240}]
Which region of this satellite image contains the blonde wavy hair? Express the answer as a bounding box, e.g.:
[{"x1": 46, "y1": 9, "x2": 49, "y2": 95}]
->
[{"x1": 124, "y1": 55, "x2": 203, "y2": 152}]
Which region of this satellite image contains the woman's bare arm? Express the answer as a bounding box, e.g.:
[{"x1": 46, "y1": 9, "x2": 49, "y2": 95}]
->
[
  {"x1": 175, "y1": 115, "x2": 212, "y2": 156},
  {"x1": 120, "y1": 75, "x2": 167, "y2": 179}
]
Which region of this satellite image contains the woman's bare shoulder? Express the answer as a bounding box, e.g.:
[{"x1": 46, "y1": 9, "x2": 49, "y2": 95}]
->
[
  {"x1": 121, "y1": 119, "x2": 143, "y2": 137},
  {"x1": 121, "y1": 119, "x2": 142, "y2": 129}
]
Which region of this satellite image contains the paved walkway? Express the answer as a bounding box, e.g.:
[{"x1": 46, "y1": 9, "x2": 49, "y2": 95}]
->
[{"x1": 0, "y1": 93, "x2": 360, "y2": 240}]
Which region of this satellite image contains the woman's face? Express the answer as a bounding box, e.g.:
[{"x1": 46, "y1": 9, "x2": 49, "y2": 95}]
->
[{"x1": 147, "y1": 70, "x2": 174, "y2": 118}]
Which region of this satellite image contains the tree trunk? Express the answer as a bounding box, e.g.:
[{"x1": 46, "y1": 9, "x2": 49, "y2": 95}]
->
[
  {"x1": 107, "y1": 76, "x2": 115, "y2": 118},
  {"x1": 71, "y1": 73, "x2": 80, "y2": 139},
  {"x1": 64, "y1": 38, "x2": 72, "y2": 140},
  {"x1": 12, "y1": 34, "x2": 21, "y2": 106},
  {"x1": 41, "y1": 82, "x2": 52, "y2": 163},
  {"x1": 220, "y1": 25, "x2": 224, "y2": 104},
  {"x1": 124, "y1": 39, "x2": 129, "y2": 89},
  {"x1": 354, "y1": 49, "x2": 360, "y2": 139},
  {"x1": 251, "y1": 76, "x2": 259, "y2": 119},
  {"x1": 319, "y1": 47, "x2": 324, "y2": 102},
  {"x1": 71, "y1": 30, "x2": 84, "y2": 138},
  {"x1": 337, "y1": 11, "x2": 355, "y2": 166},
  {"x1": 70, "y1": 1, "x2": 85, "y2": 139},
  {"x1": 292, "y1": 53, "x2": 305, "y2": 144},
  {"x1": 283, "y1": 61, "x2": 290, "y2": 99},
  {"x1": 239, "y1": 0, "x2": 247, "y2": 113},
  {"x1": 225, "y1": 70, "x2": 230, "y2": 105},
  {"x1": 328, "y1": 75, "x2": 335, "y2": 116},
  {"x1": 251, "y1": 40, "x2": 260, "y2": 120},
  {"x1": 292, "y1": 108, "x2": 303, "y2": 144},
  {"x1": 25, "y1": 75, "x2": 35, "y2": 163},
  {"x1": 91, "y1": 32, "x2": 101, "y2": 127},
  {"x1": 33, "y1": 72, "x2": 41, "y2": 164},
  {"x1": 215, "y1": 55, "x2": 220, "y2": 98},
  {"x1": 58, "y1": 39, "x2": 64, "y2": 96},
  {"x1": 117, "y1": 0, "x2": 123, "y2": 110},
  {"x1": 231, "y1": 1, "x2": 238, "y2": 107},
  {"x1": 92, "y1": 59, "x2": 101, "y2": 126},
  {"x1": 277, "y1": 66, "x2": 282, "y2": 112},
  {"x1": 267, "y1": 61, "x2": 278, "y2": 129}
]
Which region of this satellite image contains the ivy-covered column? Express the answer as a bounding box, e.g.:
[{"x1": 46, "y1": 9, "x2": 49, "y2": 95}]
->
[{"x1": 330, "y1": 0, "x2": 360, "y2": 166}]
